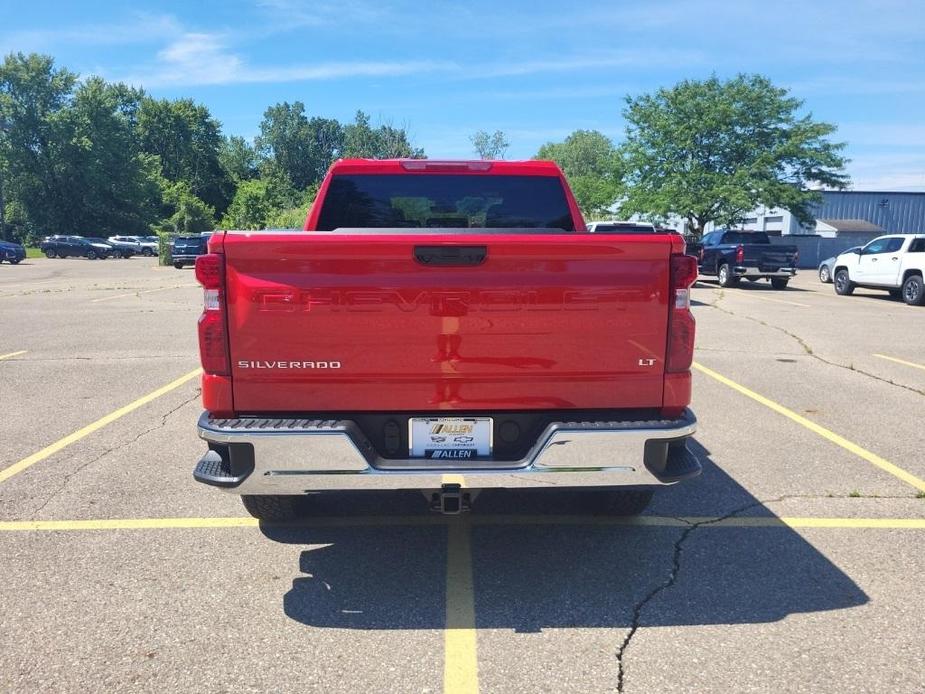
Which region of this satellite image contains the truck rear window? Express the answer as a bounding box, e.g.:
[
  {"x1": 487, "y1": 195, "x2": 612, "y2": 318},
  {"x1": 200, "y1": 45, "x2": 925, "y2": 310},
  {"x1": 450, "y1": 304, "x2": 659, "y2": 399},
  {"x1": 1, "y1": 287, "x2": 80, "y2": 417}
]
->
[
  {"x1": 316, "y1": 174, "x2": 576, "y2": 231},
  {"x1": 722, "y1": 231, "x2": 770, "y2": 244}
]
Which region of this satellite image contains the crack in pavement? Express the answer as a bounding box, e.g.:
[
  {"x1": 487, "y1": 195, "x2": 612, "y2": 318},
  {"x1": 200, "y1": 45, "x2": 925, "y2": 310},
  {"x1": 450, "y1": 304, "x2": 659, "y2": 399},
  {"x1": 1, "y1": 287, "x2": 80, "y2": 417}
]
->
[
  {"x1": 26, "y1": 391, "x2": 200, "y2": 519},
  {"x1": 612, "y1": 487, "x2": 907, "y2": 693},
  {"x1": 704, "y1": 289, "x2": 925, "y2": 398}
]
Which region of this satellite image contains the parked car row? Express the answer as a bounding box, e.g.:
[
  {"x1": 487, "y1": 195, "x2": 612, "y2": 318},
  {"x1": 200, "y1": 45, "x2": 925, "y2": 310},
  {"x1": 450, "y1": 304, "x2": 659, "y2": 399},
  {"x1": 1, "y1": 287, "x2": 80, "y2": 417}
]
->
[{"x1": 39, "y1": 235, "x2": 159, "y2": 260}]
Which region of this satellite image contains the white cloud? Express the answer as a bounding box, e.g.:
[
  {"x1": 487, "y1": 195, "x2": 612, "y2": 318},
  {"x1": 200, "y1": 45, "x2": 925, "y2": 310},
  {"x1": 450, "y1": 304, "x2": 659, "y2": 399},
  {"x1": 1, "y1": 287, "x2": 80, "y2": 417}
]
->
[
  {"x1": 120, "y1": 30, "x2": 703, "y2": 89},
  {"x1": 847, "y1": 153, "x2": 925, "y2": 191},
  {"x1": 118, "y1": 32, "x2": 455, "y2": 88}
]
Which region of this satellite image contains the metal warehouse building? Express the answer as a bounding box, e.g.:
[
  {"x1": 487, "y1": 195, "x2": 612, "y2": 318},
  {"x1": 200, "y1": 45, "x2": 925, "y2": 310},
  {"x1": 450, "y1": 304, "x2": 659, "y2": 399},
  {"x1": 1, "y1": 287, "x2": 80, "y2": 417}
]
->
[
  {"x1": 705, "y1": 190, "x2": 925, "y2": 267},
  {"x1": 729, "y1": 190, "x2": 925, "y2": 237}
]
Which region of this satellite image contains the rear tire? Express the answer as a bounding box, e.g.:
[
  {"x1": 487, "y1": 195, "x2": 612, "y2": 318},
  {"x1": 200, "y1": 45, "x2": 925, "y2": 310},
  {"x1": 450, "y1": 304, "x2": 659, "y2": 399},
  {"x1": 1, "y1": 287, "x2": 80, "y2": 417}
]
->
[
  {"x1": 818, "y1": 265, "x2": 831, "y2": 283},
  {"x1": 173, "y1": 262, "x2": 184, "y2": 269},
  {"x1": 45, "y1": 249, "x2": 56, "y2": 258},
  {"x1": 142, "y1": 248, "x2": 154, "y2": 257},
  {"x1": 241, "y1": 495, "x2": 303, "y2": 521},
  {"x1": 87, "y1": 250, "x2": 97, "y2": 260},
  {"x1": 770, "y1": 278, "x2": 789, "y2": 290},
  {"x1": 10, "y1": 258, "x2": 21, "y2": 264},
  {"x1": 587, "y1": 489, "x2": 654, "y2": 516},
  {"x1": 834, "y1": 269, "x2": 855, "y2": 295},
  {"x1": 902, "y1": 274, "x2": 925, "y2": 306},
  {"x1": 717, "y1": 263, "x2": 738, "y2": 287}
]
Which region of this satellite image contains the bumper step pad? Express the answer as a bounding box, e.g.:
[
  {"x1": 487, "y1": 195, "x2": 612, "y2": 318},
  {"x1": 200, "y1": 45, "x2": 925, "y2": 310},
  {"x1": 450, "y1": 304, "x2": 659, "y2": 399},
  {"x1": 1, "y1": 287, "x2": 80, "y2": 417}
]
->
[{"x1": 193, "y1": 450, "x2": 248, "y2": 488}]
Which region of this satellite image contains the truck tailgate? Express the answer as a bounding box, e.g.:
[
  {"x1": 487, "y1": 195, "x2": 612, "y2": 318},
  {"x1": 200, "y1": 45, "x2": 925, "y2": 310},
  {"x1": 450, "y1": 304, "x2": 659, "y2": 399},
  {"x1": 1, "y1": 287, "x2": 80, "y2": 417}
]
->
[
  {"x1": 743, "y1": 244, "x2": 797, "y2": 269},
  {"x1": 221, "y1": 231, "x2": 673, "y2": 412}
]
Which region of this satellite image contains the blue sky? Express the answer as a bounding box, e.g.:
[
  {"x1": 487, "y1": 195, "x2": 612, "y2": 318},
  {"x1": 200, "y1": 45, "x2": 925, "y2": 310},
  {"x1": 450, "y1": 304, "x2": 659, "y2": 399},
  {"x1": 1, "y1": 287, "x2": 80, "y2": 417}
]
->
[{"x1": 2, "y1": 0, "x2": 924, "y2": 190}]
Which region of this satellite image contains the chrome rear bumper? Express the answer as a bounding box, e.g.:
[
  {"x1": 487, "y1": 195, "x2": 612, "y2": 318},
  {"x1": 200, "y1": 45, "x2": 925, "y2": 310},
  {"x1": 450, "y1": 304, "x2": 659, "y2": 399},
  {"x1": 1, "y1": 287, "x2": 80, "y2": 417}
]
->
[
  {"x1": 195, "y1": 410, "x2": 699, "y2": 494},
  {"x1": 733, "y1": 266, "x2": 796, "y2": 278}
]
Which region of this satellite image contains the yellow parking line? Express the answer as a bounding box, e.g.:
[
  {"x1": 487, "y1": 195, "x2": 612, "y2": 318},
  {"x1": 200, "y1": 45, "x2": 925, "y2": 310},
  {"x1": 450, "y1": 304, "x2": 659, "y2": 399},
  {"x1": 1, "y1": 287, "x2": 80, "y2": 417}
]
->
[
  {"x1": 444, "y1": 521, "x2": 478, "y2": 694},
  {"x1": 693, "y1": 361, "x2": 925, "y2": 493},
  {"x1": 0, "y1": 350, "x2": 27, "y2": 361},
  {"x1": 0, "y1": 367, "x2": 202, "y2": 485},
  {"x1": 2, "y1": 515, "x2": 924, "y2": 533},
  {"x1": 873, "y1": 354, "x2": 925, "y2": 372}
]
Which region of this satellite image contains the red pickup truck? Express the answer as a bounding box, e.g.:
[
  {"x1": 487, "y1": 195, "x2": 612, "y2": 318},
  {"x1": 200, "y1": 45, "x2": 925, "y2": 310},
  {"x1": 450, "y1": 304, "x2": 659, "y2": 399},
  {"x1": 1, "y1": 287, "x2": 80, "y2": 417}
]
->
[{"x1": 193, "y1": 159, "x2": 699, "y2": 520}]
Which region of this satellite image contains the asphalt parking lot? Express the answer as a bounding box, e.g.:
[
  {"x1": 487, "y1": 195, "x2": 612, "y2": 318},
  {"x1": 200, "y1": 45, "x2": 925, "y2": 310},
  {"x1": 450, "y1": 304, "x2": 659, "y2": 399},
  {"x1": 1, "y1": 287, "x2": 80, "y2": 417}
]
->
[{"x1": 1, "y1": 257, "x2": 924, "y2": 693}]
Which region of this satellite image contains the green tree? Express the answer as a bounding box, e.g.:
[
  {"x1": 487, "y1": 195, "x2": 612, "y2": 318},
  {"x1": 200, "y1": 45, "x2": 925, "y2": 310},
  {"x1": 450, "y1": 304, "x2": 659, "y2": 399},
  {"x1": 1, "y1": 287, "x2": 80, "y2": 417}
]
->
[
  {"x1": 136, "y1": 97, "x2": 230, "y2": 215},
  {"x1": 342, "y1": 110, "x2": 423, "y2": 159},
  {"x1": 219, "y1": 135, "x2": 259, "y2": 184},
  {"x1": 155, "y1": 179, "x2": 214, "y2": 234},
  {"x1": 0, "y1": 55, "x2": 160, "y2": 236},
  {"x1": 0, "y1": 53, "x2": 77, "y2": 236},
  {"x1": 536, "y1": 130, "x2": 623, "y2": 218},
  {"x1": 264, "y1": 183, "x2": 319, "y2": 229},
  {"x1": 470, "y1": 130, "x2": 509, "y2": 159},
  {"x1": 220, "y1": 169, "x2": 300, "y2": 230},
  {"x1": 619, "y1": 74, "x2": 849, "y2": 236},
  {"x1": 57, "y1": 77, "x2": 162, "y2": 235},
  {"x1": 257, "y1": 101, "x2": 344, "y2": 188}
]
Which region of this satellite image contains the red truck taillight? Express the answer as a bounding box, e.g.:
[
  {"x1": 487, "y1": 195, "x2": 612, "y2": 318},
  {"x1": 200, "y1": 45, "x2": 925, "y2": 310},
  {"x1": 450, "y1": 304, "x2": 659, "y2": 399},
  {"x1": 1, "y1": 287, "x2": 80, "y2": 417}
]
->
[
  {"x1": 195, "y1": 253, "x2": 230, "y2": 376},
  {"x1": 667, "y1": 254, "x2": 697, "y2": 373},
  {"x1": 735, "y1": 244, "x2": 745, "y2": 264}
]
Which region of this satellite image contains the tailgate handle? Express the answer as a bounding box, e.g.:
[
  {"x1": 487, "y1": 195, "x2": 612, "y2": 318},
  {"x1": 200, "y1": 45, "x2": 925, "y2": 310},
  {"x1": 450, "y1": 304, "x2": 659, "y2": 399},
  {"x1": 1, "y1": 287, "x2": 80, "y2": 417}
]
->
[{"x1": 414, "y1": 245, "x2": 487, "y2": 267}]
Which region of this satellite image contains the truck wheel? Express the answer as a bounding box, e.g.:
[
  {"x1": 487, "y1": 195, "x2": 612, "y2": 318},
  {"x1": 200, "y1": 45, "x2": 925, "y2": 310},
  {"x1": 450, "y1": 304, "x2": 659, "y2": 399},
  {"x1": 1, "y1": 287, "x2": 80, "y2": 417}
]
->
[
  {"x1": 241, "y1": 495, "x2": 303, "y2": 521},
  {"x1": 173, "y1": 262, "x2": 184, "y2": 269},
  {"x1": 902, "y1": 274, "x2": 925, "y2": 306},
  {"x1": 834, "y1": 269, "x2": 854, "y2": 295},
  {"x1": 770, "y1": 278, "x2": 789, "y2": 290},
  {"x1": 45, "y1": 249, "x2": 56, "y2": 258},
  {"x1": 717, "y1": 263, "x2": 738, "y2": 287},
  {"x1": 587, "y1": 489, "x2": 654, "y2": 516}
]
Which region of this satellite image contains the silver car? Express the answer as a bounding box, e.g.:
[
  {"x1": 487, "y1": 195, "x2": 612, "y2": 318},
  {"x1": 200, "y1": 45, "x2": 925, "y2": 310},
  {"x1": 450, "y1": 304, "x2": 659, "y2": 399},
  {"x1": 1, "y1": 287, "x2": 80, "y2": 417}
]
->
[{"x1": 818, "y1": 246, "x2": 860, "y2": 283}]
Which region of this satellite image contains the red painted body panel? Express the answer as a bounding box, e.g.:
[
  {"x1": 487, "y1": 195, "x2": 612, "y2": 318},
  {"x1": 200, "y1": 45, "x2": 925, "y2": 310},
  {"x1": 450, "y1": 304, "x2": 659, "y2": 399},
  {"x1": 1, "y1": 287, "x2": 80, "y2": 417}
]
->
[
  {"x1": 199, "y1": 160, "x2": 694, "y2": 417},
  {"x1": 221, "y1": 231, "x2": 674, "y2": 412}
]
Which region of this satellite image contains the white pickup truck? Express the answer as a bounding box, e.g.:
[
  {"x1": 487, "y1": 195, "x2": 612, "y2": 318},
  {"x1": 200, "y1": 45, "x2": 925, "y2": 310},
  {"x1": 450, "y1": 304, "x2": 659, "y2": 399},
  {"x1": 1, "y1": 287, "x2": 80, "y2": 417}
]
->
[{"x1": 833, "y1": 234, "x2": 925, "y2": 305}]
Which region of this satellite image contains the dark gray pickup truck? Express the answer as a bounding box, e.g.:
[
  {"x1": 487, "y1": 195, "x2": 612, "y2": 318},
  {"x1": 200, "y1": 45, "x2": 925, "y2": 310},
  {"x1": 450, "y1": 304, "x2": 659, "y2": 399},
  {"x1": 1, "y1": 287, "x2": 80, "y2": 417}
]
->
[{"x1": 696, "y1": 230, "x2": 798, "y2": 289}]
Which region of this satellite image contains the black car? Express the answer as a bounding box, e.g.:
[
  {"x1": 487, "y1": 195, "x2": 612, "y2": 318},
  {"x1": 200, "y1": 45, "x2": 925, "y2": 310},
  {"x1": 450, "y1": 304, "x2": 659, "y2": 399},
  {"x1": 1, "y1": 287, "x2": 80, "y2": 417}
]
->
[
  {"x1": 171, "y1": 234, "x2": 210, "y2": 268},
  {"x1": 85, "y1": 237, "x2": 134, "y2": 259},
  {"x1": 40, "y1": 235, "x2": 114, "y2": 259},
  {"x1": 0, "y1": 240, "x2": 26, "y2": 264}
]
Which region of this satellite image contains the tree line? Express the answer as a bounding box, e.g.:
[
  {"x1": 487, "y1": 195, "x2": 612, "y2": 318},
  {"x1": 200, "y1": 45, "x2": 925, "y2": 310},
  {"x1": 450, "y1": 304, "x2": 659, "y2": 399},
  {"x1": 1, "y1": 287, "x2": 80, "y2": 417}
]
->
[
  {"x1": 0, "y1": 53, "x2": 422, "y2": 242},
  {"x1": 0, "y1": 52, "x2": 848, "y2": 242}
]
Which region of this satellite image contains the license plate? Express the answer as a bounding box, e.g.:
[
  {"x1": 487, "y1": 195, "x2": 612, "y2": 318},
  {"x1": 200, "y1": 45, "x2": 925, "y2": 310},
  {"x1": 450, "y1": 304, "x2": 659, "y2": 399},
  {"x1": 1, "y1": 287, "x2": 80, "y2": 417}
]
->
[{"x1": 409, "y1": 417, "x2": 492, "y2": 460}]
